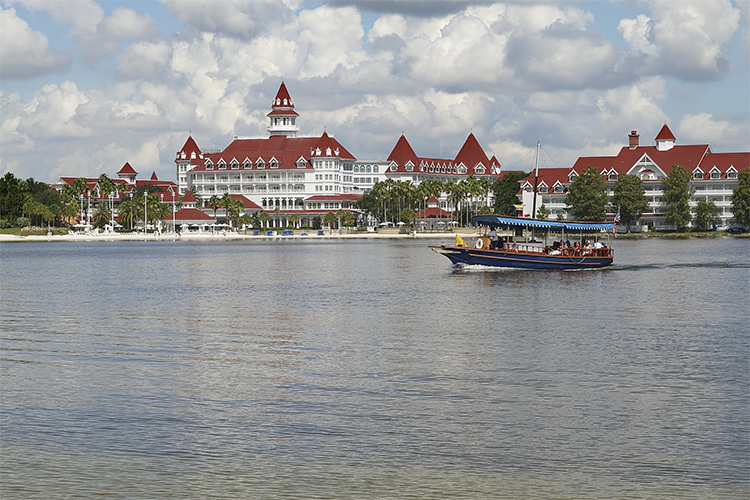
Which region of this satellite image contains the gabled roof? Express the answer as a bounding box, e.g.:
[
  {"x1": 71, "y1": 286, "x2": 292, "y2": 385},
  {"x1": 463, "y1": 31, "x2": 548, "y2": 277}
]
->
[
  {"x1": 655, "y1": 124, "x2": 676, "y2": 141},
  {"x1": 386, "y1": 132, "x2": 498, "y2": 176},
  {"x1": 230, "y1": 194, "x2": 262, "y2": 210},
  {"x1": 176, "y1": 136, "x2": 203, "y2": 164},
  {"x1": 167, "y1": 208, "x2": 214, "y2": 222},
  {"x1": 181, "y1": 191, "x2": 197, "y2": 203},
  {"x1": 454, "y1": 133, "x2": 491, "y2": 173},
  {"x1": 195, "y1": 132, "x2": 354, "y2": 172},
  {"x1": 416, "y1": 205, "x2": 455, "y2": 219},
  {"x1": 150, "y1": 171, "x2": 158, "y2": 180},
  {"x1": 612, "y1": 144, "x2": 710, "y2": 175},
  {"x1": 387, "y1": 134, "x2": 419, "y2": 166},
  {"x1": 117, "y1": 162, "x2": 137, "y2": 175}
]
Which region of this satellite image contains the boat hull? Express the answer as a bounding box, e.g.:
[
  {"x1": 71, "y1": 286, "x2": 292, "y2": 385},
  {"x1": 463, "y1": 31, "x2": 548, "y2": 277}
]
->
[{"x1": 430, "y1": 245, "x2": 613, "y2": 270}]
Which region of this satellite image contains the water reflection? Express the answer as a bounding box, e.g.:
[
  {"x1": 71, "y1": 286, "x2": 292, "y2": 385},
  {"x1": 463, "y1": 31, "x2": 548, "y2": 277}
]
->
[{"x1": 1, "y1": 238, "x2": 748, "y2": 499}]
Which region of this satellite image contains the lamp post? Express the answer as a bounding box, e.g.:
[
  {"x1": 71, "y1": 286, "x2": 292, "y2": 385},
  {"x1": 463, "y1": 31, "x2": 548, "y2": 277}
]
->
[
  {"x1": 109, "y1": 193, "x2": 114, "y2": 231},
  {"x1": 172, "y1": 191, "x2": 176, "y2": 234},
  {"x1": 144, "y1": 191, "x2": 148, "y2": 235},
  {"x1": 86, "y1": 190, "x2": 91, "y2": 231},
  {"x1": 79, "y1": 193, "x2": 84, "y2": 226}
]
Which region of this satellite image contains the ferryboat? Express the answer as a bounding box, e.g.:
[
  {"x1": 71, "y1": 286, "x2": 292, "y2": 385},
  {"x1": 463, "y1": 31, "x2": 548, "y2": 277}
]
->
[{"x1": 430, "y1": 215, "x2": 615, "y2": 270}]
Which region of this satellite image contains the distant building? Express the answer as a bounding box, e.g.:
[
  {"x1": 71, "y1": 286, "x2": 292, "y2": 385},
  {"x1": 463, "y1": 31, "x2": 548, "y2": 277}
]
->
[
  {"x1": 519, "y1": 125, "x2": 750, "y2": 230},
  {"x1": 180, "y1": 82, "x2": 504, "y2": 227}
]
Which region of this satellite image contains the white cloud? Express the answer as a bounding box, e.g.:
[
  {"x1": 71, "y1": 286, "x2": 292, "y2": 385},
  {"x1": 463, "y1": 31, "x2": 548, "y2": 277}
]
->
[
  {"x1": 619, "y1": 0, "x2": 741, "y2": 81},
  {"x1": 9, "y1": 0, "x2": 104, "y2": 37},
  {"x1": 0, "y1": 7, "x2": 70, "y2": 79},
  {"x1": 116, "y1": 41, "x2": 172, "y2": 80},
  {"x1": 159, "y1": 0, "x2": 301, "y2": 38},
  {"x1": 678, "y1": 112, "x2": 750, "y2": 149}
]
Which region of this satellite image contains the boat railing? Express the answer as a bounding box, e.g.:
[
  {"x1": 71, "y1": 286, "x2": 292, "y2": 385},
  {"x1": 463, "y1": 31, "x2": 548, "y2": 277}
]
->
[{"x1": 501, "y1": 242, "x2": 612, "y2": 258}]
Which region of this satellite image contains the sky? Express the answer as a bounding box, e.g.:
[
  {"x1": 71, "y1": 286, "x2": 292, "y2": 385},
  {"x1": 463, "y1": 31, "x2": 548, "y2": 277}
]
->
[{"x1": 1, "y1": 0, "x2": 749, "y2": 183}]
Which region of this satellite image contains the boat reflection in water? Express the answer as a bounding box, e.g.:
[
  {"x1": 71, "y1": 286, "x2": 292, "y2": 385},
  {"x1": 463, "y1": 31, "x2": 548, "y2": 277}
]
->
[{"x1": 430, "y1": 215, "x2": 615, "y2": 270}]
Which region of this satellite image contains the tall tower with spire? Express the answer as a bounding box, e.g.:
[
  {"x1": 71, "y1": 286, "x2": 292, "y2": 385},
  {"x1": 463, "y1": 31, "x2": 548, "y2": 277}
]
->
[{"x1": 267, "y1": 81, "x2": 299, "y2": 137}]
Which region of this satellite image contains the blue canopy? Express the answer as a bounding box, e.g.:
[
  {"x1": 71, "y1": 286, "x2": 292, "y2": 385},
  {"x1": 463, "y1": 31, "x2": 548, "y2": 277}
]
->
[{"x1": 473, "y1": 215, "x2": 614, "y2": 233}]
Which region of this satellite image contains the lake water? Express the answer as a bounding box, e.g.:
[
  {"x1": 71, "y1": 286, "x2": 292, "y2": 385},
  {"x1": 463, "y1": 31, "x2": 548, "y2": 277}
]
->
[{"x1": 1, "y1": 236, "x2": 748, "y2": 499}]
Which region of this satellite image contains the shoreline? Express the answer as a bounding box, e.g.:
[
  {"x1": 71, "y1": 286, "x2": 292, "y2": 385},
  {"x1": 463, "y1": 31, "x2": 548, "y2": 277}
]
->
[
  {"x1": 0, "y1": 229, "x2": 746, "y2": 243},
  {"x1": 0, "y1": 230, "x2": 466, "y2": 243}
]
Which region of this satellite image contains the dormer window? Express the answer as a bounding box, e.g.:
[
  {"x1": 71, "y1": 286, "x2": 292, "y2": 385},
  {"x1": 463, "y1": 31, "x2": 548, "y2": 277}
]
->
[
  {"x1": 475, "y1": 165, "x2": 486, "y2": 174},
  {"x1": 231, "y1": 160, "x2": 239, "y2": 170},
  {"x1": 727, "y1": 167, "x2": 738, "y2": 179},
  {"x1": 692, "y1": 169, "x2": 704, "y2": 179},
  {"x1": 457, "y1": 164, "x2": 467, "y2": 174},
  {"x1": 190, "y1": 152, "x2": 196, "y2": 159},
  {"x1": 568, "y1": 172, "x2": 578, "y2": 182},
  {"x1": 538, "y1": 182, "x2": 548, "y2": 193},
  {"x1": 405, "y1": 161, "x2": 414, "y2": 172},
  {"x1": 608, "y1": 171, "x2": 618, "y2": 181},
  {"x1": 554, "y1": 183, "x2": 565, "y2": 193}
]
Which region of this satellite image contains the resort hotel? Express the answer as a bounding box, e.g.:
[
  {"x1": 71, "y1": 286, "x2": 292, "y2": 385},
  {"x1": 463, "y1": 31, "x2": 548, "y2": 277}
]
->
[{"x1": 54, "y1": 82, "x2": 749, "y2": 232}]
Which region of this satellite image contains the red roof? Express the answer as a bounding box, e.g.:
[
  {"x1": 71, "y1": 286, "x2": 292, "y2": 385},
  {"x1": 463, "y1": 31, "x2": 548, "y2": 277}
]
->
[
  {"x1": 150, "y1": 171, "x2": 158, "y2": 180},
  {"x1": 305, "y1": 194, "x2": 362, "y2": 202},
  {"x1": 230, "y1": 194, "x2": 262, "y2": 209},
  {"x1": 273, "y1": 81, "x2": 294, "y2": 108},
  {"x1": 386, "y1": 133, "x2": 498, "y2": 177},
  {"x1": 176, "y1": 136, "x2": 203, "y2": 165},
  {"x1": 181, "y1": 191, "x2": 197, "y2": 203},
  {"x1": 416, "y1": 206, "x2": 455, "y2": 218},
  {"x1": 655, "y1": 124, "x2": 676, "y2": 141},
  {"x1": 387, "y1": 134, "x2": 419, "y2": 165},
  {"x1": 194, "y1": 132, "x2": 354, "y2": 172},
  {"x1": 166, "y1": 208, "x2": 214, "y2": 222},
  {"x1": 117, "y1": 162, "x2": 137, "y2": 175},
  {"x1": 454, "y1": 133, "x2": 491, "y2": 170}
]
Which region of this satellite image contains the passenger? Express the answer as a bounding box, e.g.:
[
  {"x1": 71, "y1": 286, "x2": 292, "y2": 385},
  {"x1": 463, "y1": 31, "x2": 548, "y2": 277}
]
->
[{"x1": 488, "y1": 227, "x2": 499, "y2": 249}]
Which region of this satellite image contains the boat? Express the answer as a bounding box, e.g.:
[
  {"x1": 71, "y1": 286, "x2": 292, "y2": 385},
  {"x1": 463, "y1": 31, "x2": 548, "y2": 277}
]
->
[{"x1": 430, "y1": 215, "x2": 615, "y2": 270}]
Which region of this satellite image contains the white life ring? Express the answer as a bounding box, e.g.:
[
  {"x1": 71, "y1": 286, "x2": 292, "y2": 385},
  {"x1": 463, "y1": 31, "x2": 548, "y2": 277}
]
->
[{"x1": 475, "y1": 239, "x2": 484, "y2": 249}]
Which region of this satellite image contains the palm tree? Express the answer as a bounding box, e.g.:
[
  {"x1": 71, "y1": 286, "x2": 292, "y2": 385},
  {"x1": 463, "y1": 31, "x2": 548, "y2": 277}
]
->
[
  {"x1": 258, "y1": 211, "x2": 270, "y2": 228},
  {"x1": 445, "y1": 181, "x2": 464, "y2": 225},
  {"x1": 288, "y1": 213, "x2": 300, "y2": 229},
  {"x1": 208, "y1": 195, "x2": 221, "y2": 219}
]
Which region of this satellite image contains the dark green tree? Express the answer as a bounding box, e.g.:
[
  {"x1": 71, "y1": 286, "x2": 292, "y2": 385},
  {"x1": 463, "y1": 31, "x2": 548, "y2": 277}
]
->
[
  {"x1": 492, "y1": 171, "x2": 527, "y2": 216},
  {"x1": 0, "y1": 172, "x2": 25, "y2": 223},
  {"x1": 536, "y1": 203, "x2": 550, "y2": 220},
  {"x1": 693, "y1": 199, "x2": 721, "y2": 231},
  {"x1": 611, "y1": 173, "x2": 649, "y2": 232},
  {"x1": 661, "y1": 165, "x2": 694, "y2": 230},
  {"x1": 565, "y1": 165, "x2": 608, "y2": 221},
  {"x1": 731, "y1": 168, "x2": 750, "y2": 228}
]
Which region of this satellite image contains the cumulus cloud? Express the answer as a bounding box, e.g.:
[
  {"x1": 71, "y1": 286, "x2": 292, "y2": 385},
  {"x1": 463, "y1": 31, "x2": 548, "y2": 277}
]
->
[
  {"x1": 160, "y1": 0, "x2": 299, "y2": 38},
  {"x1": 0, "y1": 0, "x2": 746, "y2": 183},
  {"x1": 618, "y1": 0, "x2": 741, "y2": 81},
  {"x1": 7, "y1": 0, "x2": 157, "y2": 60},
  {"x1": 678, "y1": 112, "x2": 750, "y2": 149},
  {"x1": 0, "y1": 7, "x2": 70, "y2": 79}
]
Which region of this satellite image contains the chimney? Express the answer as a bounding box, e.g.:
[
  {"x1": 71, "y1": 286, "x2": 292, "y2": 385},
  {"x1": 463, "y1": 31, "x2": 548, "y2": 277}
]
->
[{"x1": 628, "y1": 130, "x2": 639, "y2": 149}]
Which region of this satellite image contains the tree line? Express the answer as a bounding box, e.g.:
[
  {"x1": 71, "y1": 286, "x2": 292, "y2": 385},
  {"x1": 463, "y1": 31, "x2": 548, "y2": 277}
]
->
[{"x1": 2, "y1": 166, "x2": 749, "y2": 232}]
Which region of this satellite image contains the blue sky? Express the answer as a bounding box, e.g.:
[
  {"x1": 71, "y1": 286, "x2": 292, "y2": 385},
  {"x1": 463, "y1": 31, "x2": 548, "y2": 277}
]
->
[{"x1": 1, "y1": 0, "x2": 748, "y2": 183}]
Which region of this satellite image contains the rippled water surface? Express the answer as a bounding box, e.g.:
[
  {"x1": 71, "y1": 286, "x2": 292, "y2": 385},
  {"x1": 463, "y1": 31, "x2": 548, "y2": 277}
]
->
[{"x1": 1, "y1": 237, "x2": 748, "y2": 499}]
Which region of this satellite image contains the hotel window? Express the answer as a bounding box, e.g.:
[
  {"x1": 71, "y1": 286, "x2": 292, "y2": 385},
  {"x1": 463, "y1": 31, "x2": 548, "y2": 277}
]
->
[
  {"x1": 710, "y1": 170, "x2": 721, "y2": 179},
  {"x1": 727, "y1": 169, "x2": 737, "y2": 179},
  {"x1": 693, "y1": 170, "x2": 704, "y2": 179}
]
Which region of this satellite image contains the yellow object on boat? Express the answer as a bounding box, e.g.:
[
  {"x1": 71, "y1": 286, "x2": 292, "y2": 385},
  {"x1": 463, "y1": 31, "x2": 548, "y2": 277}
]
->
[{"x1": 455, "y1": 234, "x2": 466, "y2": 247}]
